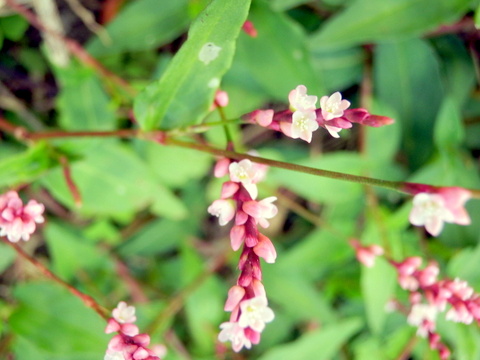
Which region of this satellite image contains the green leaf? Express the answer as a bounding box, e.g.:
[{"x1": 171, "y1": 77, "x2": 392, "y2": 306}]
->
[
  {"x1": 234, "y1": 1, "x2": 324, "y2": 100},
  {"x1": 0, "y1": 142, "x2": 57, "y2": 188},
  {"x1": 87, "y1": 0, "x2": 190, "y2": 56},
  {"x1": 44, "y1": 221, "x2": 106, "y2": 281},
  {"x1": 374, "y1": 38, "x2": 444, "y2": 169},
  {"x1": 41, "y1": 141, "x2": 184, "y2": 218},
  {"x1": 10, "y1": 282, "x2": 108, "y2": 360},
  {"x1": 134, "y1": 0, "x2": 251, "y2": 130},
  {"x1": 310, "y1": 0, "x2": 472, "y2": 50},
  {"x1": 434, "y1": 96, "x2": 465, "y2": 151},
  {"x1": 0, "y1": 15, "x2": 28, "y2": 41},
  {"x1": 270, "y1": 0, "x2": 311, "y2": 11},
  {"x1": 0, "y1": 241, "x2": 16, "y2": 273},
  {"x1": 258, "y1": 318, "x2": 362, "y2": 360},
  {"x1": 56, "y1": 65, "x2": 116, "y2": 131},
  {"x1": 146, "y1": 142, "x2": 212, "y2": 188},
  {"x1": 181, "y1": 243, "x2": 223, "y2": 353},
  {"x1": 309, "y1": 45, "x2": 364, "y2": 93},
  {"x1": 476, "y1": 3, "x2": 480, "y2": 27},
  {"x1": 361, "y1": 258, "x2": 396, "y2": 335}
]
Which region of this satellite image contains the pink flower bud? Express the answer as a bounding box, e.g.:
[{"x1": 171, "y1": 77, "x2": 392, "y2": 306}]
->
[
  {"x1": 250, "y1": 109, "x2": 274, "y2": 127},
  {"x1": 214, "y1": 158, "x2": 231, "y2": 178},
  {"x1": 225, "y1": 285, "x2": 246, "y2": 311},
  {"x1": 253, "y1": 233, "x2": 277, "y2": 263},
  {"x1": 230, "y1": 225, "x2": 245, "y2": 251},
  {"x1": 133, "y1": 347, "x2": 149, "y2": 359},
  {"x1": 105, "y1": 319, "x2": 121, "y2": 334},
  {"x1": 220, "y1": 181, "x2": 240, "y2": 199},
  {"x1": 251, "y1": 279, "x2": 266, "y2": 298},
  {"x1": 242, "y1": 20, "x2": 258, "y2": 37}
]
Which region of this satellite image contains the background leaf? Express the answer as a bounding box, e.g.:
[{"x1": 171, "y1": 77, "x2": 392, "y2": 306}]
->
[{"x1": 134, "y1": 0, "x2": 251, "y2": 130}]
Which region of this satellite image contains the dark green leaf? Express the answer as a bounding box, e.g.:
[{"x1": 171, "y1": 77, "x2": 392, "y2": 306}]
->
[
  {"x1": 87, "y1": 0, "x2": 190, "y2": 56},
  {"x1": 374, "y1": 38, "x2": 444, "y2": 169}
]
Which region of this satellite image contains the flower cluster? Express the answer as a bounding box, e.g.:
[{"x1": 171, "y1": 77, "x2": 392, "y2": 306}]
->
[
  {"x1": 390, "y1": 257, "x2": 480, "y2": 359},
  {"x1": 105, "y1": 302, "x2": 164, "y2": 360},
  {"x1": 405, "y1": 184, "x2": 471, "y2": 236},
  {"x1": 0, "y1": 191, "x2": 45, "y2": 243},
  {"x1": 246, "y1": 85, "x2": 394, "y2": 143},
  {"x1": 208, "y1": 158, "x2": 276, "y2": 352}
]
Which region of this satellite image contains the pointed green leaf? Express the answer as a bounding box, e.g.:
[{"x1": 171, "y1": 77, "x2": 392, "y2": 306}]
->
[
  {"x1": 134, "y1": 0, "x2": 251, "y2": 130},
  {"x1": 310, "y1": 0, "x2": 472, "y2": 50},
  {"x1": 434, "y1": 96, "x2": 465, "y2": 151}
]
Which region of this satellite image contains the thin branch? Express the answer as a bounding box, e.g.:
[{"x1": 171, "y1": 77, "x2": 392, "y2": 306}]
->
[{"x1": 4, "y1": 239, "x2": 109, "y2": 319}]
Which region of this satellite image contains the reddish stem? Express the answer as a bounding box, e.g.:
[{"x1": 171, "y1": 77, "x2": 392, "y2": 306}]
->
[{"x1": 4, "y1": 239, "x2": 109, "y2": 320}]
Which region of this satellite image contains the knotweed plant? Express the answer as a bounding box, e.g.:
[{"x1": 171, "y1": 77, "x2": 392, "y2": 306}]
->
[{"x1": 1, "y1": 1, "x2": 480, "y2": 359}]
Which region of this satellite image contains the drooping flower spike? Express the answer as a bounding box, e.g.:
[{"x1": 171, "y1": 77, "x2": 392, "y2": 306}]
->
[{"x1": 208, "y1": 158, "x2": 277, "y2": 352}]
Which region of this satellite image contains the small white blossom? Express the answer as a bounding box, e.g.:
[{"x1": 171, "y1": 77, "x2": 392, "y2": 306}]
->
[
  {"x1": 218, "y1": 321, "x2": 252, "y2": 352},
  {"x1": 407, "y1": 303, "x2": 437, "y2": 337},
  {"x1": 290, "y1": 110, "x2": 319, "y2": 143},
  {"x1": 319, "y1": 92, "x2": 350, "y2": 120},
  {"x1": 238, "y1": 296, "x2": 274, "y2": 332},
  {"x1": 409, "y1": 193, "x2": 455, "y2": 236},
  {"x1": 104, "y1": 351, "x2": 125, "y2": 360},
  {"x1": 208, "y1": 199, "x2": 235, "y2": 226},
  {"x1": 288, "y1": 85, "x2": 318, "y2": 111},
  {"x1": 112, "y1": 301, "x2": 136, "y2": 324}
]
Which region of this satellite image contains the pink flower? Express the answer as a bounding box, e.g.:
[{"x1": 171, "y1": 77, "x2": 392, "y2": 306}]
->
[
  {"x1": 242, "y1": 20, "x2": 258, "y2": 37},
  {"x1": 253, "y1": 233, "x2": 277, "y2": 263},
  {"x1": 288, "y1": 85, "x2": 317, "y2": 111},
  {"x1": 0, "y1": 191, "x2": 45, "y2": 243},
  {"x1": 208, "y1": 199, "x2": 235, "y2": 226},
  {"x1": 250, "y1": 109, "x2": 274, "y2": 127},
  {"x1": 225, "y1": 286, "x2": 246, "y2": 311},
  {"x1": 218, "y1": 321, "x2": 252, "y2": 352},
  {"x1": 319, "y1": 92, "x2": 350, "y2": 121},
  {"x1": 349, "y1": 239, "x2": 384, "y2": 268},
  {"x1": 238, "y1": 296, "x2": 275, "y2": 332}
]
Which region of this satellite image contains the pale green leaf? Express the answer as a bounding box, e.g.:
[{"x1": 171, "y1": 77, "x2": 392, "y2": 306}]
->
[
  {"x1": 258, "y1": 318, "x2": 362, "y2": 360},
  {"x1": 134, "y1": 0, "x2": 251, "y2": 130},
  {"x1": 0, "y1": 142, "x2": 56, "y2": 188}
]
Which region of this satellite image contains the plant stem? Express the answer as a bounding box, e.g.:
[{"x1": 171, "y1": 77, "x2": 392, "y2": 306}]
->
[
  {"x1": 4, "y1": 239, "x2": 109, "y2": 320},
  {"x1": 1, "y1": 116, "x2": 480, "y2": 197}
]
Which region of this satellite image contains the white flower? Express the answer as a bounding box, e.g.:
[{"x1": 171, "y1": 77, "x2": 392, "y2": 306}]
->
[
  {"x1": 112, "y1": 301, "x2": 136, "y2": 324},
  {"x1": 288, "y1": 85, "x2": 318, "y2": 111},
  {"x1": 104, "y1": 351, "x2": 125, "y2": 360},
  {"x1": 409, "y1": 193, "x2": 455, "y2": 236},
  {"x1": 208, "y1": 199, "x2": 235, "y2": 226},
  {"x1": 289, "y1": 110, "x2": 319, "y2": 143},
  {"x1": 238, "y1": 296, "x2": 275, "y2": 332},
  {"x1": 319, "y1": 92, "x2": 350, "y2": 120},
  {"x1": 407, "y1": 303, "x2": 437, "y2": 337},
  {"x1": 218, "y1": 321, "x2": 252, "y2": 352}
]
